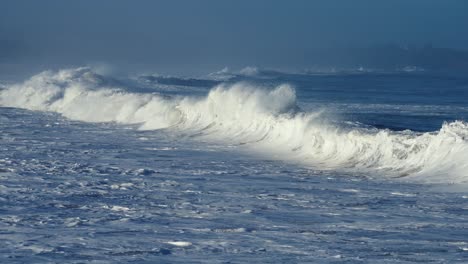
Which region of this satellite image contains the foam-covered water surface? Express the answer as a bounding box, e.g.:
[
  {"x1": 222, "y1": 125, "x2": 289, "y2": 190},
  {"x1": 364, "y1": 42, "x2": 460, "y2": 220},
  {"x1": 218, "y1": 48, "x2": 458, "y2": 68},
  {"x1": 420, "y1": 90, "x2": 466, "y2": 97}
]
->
[{"x1": 0, "y1": 68, "x2": 467, "y2": 263}]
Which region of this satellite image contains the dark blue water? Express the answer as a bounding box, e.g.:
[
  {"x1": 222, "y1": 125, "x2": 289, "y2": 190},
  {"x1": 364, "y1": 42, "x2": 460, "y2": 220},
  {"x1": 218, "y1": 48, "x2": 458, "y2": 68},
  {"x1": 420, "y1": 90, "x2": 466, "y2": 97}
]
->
[{"x1": 289, "y1": 73, "x2": 468, "y2": 131}]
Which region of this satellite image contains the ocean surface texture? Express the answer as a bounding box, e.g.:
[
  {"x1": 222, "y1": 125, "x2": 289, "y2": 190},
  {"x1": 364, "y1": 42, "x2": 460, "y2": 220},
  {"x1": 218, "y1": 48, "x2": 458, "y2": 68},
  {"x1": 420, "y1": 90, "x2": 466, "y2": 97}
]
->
[{"x1": 1, "y1": 68, "x2": 467, "y2": 263}]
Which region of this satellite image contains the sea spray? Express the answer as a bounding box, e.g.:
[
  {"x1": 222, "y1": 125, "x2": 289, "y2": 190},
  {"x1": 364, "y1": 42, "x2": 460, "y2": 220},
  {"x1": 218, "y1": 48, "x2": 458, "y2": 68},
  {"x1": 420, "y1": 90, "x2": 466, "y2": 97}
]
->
[{"x1": 1, "y1": 68, "x2": 467, "y2": 183}]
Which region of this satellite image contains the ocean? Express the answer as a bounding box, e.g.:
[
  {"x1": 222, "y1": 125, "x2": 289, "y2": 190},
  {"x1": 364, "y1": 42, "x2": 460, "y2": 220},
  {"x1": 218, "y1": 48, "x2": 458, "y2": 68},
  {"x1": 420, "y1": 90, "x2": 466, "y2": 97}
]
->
[{"x1": 0, "y1": 67, "x2": 467, "y2": 263}]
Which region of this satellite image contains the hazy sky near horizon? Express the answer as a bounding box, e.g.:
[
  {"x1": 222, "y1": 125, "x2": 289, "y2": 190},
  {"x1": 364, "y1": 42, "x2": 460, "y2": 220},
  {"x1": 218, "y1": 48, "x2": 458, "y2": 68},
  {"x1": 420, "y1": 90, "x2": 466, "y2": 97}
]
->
[{"x1": 1, "y1": 0, "x2": 468, "y2": 73}]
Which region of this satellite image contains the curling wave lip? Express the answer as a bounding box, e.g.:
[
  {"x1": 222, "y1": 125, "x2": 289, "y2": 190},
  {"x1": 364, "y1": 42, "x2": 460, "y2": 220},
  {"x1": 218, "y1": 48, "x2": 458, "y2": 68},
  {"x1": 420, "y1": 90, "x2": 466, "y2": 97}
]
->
[{"x1": 1, "y1": 68, "x2": 467, "y2": 183}]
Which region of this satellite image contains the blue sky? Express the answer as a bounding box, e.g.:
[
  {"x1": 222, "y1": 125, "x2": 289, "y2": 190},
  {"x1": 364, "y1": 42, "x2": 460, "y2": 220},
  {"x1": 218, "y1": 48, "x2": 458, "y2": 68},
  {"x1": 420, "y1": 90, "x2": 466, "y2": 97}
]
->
[{"x1": 1, "y1": 0, "x2": 468, "y2": 74}]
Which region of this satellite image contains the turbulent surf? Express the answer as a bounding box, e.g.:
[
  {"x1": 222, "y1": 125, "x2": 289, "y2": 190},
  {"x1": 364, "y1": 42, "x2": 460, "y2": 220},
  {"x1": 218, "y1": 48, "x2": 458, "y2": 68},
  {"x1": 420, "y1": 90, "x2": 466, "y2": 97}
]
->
[{"x1": 1, "y1": 68, "x2": 467, "y2": 183}]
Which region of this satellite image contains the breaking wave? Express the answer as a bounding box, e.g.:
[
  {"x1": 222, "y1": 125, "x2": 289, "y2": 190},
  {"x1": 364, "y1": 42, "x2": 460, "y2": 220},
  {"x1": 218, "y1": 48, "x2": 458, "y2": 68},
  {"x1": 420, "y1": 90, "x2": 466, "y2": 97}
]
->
[{"x1": 1, "y1": 68, "x2": 467, "y2": 183}]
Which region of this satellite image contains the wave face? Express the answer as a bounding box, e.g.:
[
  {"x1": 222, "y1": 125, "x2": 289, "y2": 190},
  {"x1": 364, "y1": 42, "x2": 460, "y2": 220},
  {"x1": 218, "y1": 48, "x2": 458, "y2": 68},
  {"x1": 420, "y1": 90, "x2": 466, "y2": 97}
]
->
[{"x1": 1, "y1": 68, "x2": 467, "y2": 183}]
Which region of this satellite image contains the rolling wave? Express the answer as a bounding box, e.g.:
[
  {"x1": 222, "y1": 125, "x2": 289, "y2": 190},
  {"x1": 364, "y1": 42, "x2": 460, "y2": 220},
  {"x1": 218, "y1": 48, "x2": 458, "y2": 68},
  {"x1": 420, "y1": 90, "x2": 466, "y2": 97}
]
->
[{"x1": 1, "y1": 68, "x2": 467, "y2": 183}]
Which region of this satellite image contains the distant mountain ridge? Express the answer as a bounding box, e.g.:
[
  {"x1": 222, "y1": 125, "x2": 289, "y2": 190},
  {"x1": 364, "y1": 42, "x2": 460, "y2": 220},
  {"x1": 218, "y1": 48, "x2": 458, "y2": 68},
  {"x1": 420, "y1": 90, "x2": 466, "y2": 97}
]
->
[{"x1": 314, "y1": 44, "x2": 468, "y2": 72}]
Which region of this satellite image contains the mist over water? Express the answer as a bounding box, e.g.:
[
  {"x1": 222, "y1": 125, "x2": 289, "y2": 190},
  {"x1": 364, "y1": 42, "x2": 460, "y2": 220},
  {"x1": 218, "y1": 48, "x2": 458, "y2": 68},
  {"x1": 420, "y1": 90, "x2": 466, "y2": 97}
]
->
[{"x1": 2, "y1": 0, "x2": 468, "y2": 76}]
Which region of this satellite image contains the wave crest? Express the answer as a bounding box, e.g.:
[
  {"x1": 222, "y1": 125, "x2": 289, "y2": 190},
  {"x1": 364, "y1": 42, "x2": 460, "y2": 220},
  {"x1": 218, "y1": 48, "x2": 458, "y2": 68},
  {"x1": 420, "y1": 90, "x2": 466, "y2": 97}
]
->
[{"x1": 1, "y1": 68, "x2": 467, "y2": 183}]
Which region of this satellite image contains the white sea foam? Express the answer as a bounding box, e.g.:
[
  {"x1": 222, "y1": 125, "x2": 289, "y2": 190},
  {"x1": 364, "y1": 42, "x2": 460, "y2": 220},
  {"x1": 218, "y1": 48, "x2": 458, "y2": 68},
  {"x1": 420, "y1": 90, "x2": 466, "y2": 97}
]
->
[
  {"x1": 166, "y1": 241, "x2": 192, "y2": 247},
  {"x1": 1, "y1": 68, "x2": 467, "y2": 183},
  {"x1": 239, "y1": 66, "x2": 259, "y2": 76}
]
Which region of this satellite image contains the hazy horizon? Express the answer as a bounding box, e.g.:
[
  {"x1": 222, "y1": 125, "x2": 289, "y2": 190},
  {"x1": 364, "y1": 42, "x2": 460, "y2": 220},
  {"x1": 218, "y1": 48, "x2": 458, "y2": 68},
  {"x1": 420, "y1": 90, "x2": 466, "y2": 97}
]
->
[{"x1": 1, "y1": 0, "x2": 468, "y2": 75}]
